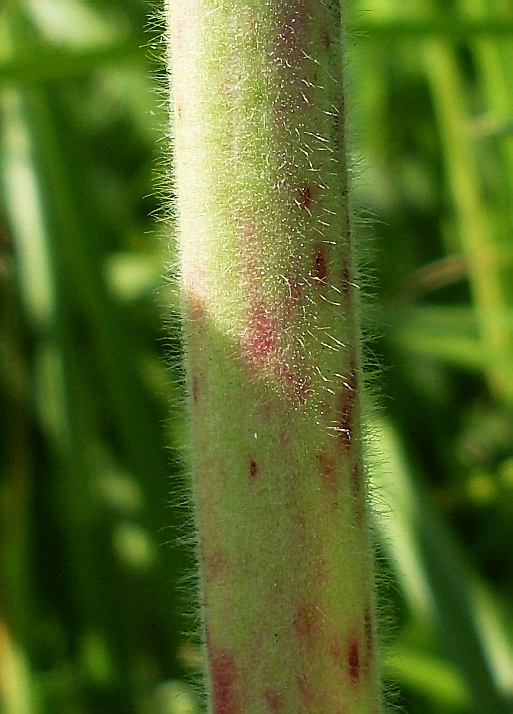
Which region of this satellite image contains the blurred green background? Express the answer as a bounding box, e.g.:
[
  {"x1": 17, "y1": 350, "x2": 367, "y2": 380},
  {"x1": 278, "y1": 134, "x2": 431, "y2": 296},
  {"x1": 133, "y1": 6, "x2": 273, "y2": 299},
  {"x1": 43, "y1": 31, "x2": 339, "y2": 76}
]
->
[{"x1": 1, "y1": 0, "x2": 513, "y2": 712}]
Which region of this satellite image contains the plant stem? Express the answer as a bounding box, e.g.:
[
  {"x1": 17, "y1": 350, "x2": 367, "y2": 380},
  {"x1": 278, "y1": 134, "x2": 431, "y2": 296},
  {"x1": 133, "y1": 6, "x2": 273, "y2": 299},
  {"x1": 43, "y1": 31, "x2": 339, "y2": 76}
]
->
[{"x1": 166, "y1": 1, "x2": 381, "y2": 712}]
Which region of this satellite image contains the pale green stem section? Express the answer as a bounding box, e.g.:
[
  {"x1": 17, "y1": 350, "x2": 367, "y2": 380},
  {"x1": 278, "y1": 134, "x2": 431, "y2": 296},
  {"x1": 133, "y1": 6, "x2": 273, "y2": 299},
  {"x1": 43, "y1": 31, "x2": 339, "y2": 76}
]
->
[{"x1": 167, "y1": 2, "x2": 381, "y2": 713}]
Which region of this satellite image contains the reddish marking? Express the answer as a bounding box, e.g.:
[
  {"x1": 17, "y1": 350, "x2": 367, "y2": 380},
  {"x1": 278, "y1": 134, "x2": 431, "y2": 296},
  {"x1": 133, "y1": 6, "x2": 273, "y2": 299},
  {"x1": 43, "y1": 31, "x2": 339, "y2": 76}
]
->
[
  {"x1": 338, "y1": 361, "x2": 357, "y2": 450},
  {"x1": 249, "y1": 460, "x2": 259, "y2": 479},
  {"x1": 293, "y1": 603, "x2": 320, "y2": 642},
  {"x1": 317, "y1": 453, "x2": 338, "y2": 495},
  {"x1": 238, "y1": 219, "x2": 309, "y2": 406},
  {"x1": 246, "y1": 303, "x2": 278, "y2": 367},
  {"x1": 297, "y1": 184, "x2": 313, "y2": 210},
  {"x1": 186, "y1": 292, "x2": 207, "y2": 322},
  {"x1": 297, "y1": 674, "x2": 313, "y2": 703},
  {"x1": 348, "y1": 639, "x2": 360, "y2": 684},
  {"x1": 209, "y1": 648, "x2": 239, "y2": 714},
  {"x1": 264, "y1": 690, "x2": 283, "y2": 711},
  {"x1": 311, "y1": 245, "x2": 328, "y2": 285}
]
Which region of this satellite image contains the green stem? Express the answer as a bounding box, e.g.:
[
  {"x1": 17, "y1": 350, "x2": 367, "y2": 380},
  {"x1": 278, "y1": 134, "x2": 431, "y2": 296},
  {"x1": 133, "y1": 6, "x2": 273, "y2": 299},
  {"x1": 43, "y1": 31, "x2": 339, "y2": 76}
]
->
[{"x1": 166, "y1": 2, "x2": 381, "y2": 712}]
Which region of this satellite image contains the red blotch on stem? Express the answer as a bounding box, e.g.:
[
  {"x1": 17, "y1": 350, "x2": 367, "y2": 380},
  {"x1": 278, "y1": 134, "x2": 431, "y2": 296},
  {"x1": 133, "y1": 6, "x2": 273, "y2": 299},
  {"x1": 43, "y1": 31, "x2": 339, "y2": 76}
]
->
[
  {"x1": 246, "y1": 303, "x2": 278, "y2": 368},
  {"x1": 249, "y1": 460, "x2": 259, "y2": 479},
  {"x1": 312, "y1": 245, "x2": 328, "y2": 286},
  {"x1": 348, "y1": 639, "x2": 360, "y2": 684},
  {"x1": 264, "y1": 690, "x2": 283, "y2": 711},
  {"x1": 338, "y1": 360, "x2": 357, "y2": 450},
  {"x1": 209, "y1": 648, "x2": 240, "y2": 714}
]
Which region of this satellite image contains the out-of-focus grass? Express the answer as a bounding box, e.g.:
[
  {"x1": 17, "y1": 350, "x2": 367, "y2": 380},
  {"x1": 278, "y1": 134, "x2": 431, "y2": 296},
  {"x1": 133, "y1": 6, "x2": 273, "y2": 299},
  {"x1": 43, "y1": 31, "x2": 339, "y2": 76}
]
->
[
  {"x1": 353, "y1": 2, "x2": 513, "y2": 712},
  {"x1": 1, "y1": 1, "x2": 513, "y2": 713},
  {"x1": 1, "y1": 2, "x2": 187, "y2": 713}
]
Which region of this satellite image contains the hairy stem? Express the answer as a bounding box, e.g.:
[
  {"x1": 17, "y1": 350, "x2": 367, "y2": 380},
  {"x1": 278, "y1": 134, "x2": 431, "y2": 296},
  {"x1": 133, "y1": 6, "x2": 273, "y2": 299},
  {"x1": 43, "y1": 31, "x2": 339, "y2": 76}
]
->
[{"x1": 166, "y1": 1, "x2": 381, "y2": 712}]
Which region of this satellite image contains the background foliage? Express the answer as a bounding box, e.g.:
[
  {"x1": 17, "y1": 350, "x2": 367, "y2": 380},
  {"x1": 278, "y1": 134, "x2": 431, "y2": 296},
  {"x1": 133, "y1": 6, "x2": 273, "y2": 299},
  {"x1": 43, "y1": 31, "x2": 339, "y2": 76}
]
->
[{"x1": 1, "y1": 1, "x2": 513, "y2": 712}]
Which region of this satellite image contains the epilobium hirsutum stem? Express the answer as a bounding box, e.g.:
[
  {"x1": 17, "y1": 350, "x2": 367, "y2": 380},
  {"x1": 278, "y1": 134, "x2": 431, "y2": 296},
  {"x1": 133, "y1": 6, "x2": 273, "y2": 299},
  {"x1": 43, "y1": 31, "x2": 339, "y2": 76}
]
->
[{"x1": 166, "y1": 1, "x2": 381, "y2": 712}]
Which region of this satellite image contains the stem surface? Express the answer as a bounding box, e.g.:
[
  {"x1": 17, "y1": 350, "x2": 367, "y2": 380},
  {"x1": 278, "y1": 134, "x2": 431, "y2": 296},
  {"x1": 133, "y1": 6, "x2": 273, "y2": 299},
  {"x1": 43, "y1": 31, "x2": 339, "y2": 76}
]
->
[{"x1": 166, "y1": 2, "x2": 381, "y2": 712}]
